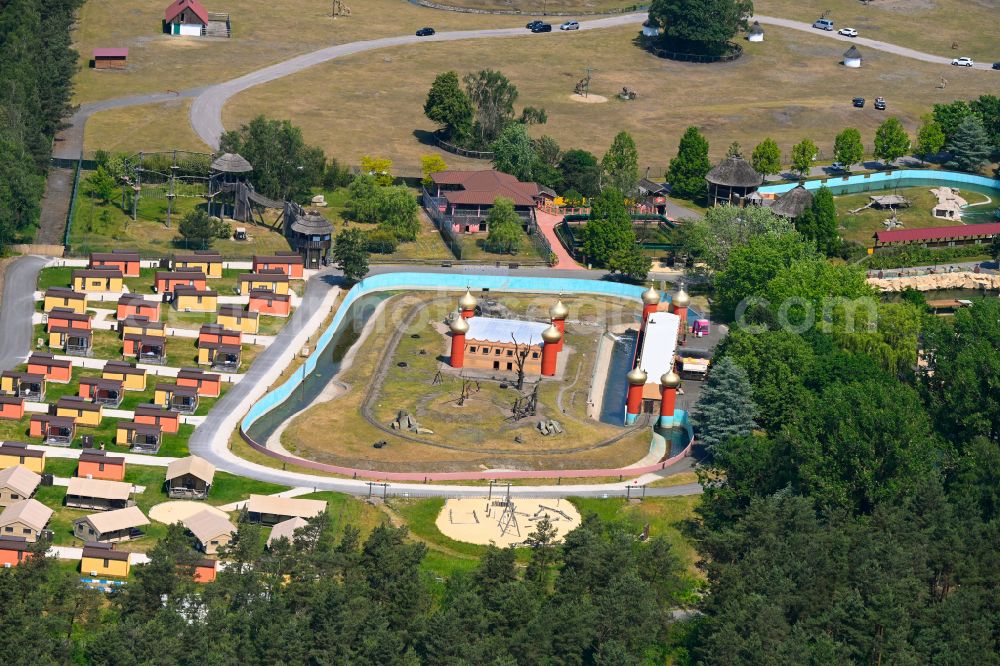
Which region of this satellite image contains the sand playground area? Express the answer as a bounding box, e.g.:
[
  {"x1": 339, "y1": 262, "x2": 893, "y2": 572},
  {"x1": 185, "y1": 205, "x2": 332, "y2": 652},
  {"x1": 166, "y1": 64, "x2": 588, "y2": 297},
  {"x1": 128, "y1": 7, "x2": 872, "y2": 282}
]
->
[
  {"x1": 149, "y1": 501, "x2": 229, "y2": 525},
  {"x1": 435, "y1": 497, "x2": 582, "y2": 547}
]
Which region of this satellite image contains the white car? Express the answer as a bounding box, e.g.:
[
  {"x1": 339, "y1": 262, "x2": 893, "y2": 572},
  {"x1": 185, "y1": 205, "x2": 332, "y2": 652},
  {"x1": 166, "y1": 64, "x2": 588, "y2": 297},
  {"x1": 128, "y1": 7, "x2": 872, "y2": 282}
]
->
[
  {"x1": 560, "y1": 21, "x2": 580, "y2": 30},
  {"x1": 838, "y1": 27, "x2": 858, "y2": 37},
  {"x1": 952, "y1": 57, "x2": 974, "y2": 67}
]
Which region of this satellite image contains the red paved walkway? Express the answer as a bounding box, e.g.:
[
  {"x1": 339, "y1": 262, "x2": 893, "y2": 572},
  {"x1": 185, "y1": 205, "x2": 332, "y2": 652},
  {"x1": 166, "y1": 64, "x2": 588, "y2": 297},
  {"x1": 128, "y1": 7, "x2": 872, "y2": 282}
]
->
[{"x1": 535, "y1": 209, "x2": 584, "y2": 270}]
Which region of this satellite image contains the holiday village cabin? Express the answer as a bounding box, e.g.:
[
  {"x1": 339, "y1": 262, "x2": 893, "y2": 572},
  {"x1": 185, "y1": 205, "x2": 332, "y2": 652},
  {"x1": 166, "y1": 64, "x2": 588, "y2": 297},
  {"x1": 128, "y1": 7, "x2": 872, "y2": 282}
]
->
[
  {"x1": 176, "y1": 368, "x2": 221, "y2": 397},
  {"x1": 116, "y1": 294, "x2": 160, "y2": 322},
  {"x1": 245, "y1": 495, "x2": 326, "y2": 526},
  {"x1": 172, "y1": 251, "x2": 223, "y2": 278},
  {"x1": 115, "y1": 421, "x2": 163, "y2": 454},
  {"x1": 252, "y1": 253, "x2": 304, "y2": 279},
  {"x1": 0, "y1": 396, "x2": 25, "y2": 421},
  {"x1": 56, "y1": 396, "x2": 104, "y2": 427},
  {"x1": 81, "y1": 542, "x2": 130, "y2": 577},
  {"x1": 0, "y1": 535, "x2": 34, "y2": 566},
  {"x1": 0, "y1": 442, "x2": 45, "y2": 474},
  {"x1": 197, "y1": 342, "x2": 241, "y2": 371},
  {"x1": 197, "y1": 323, "x2": 241, "y2": 347},
  {"x1": 29, "y1": 415, "x2": 76, "y2": 446},
  {"x1": 26, "y1": 353, "x2": 73, "y2": 384},
  {"x1": 0, "y1": 466, "x2": 41, "y2": 507},
  {"x1": 134, "y1": 404, "x2": 180, "y2": 434},
  {"x1": 184, "y1": 510, "x2": 236, "y2": 555},
  {"x1": 237, "y1": 270, "x2": 289, "y2": 296},
  {"x1": 0, "y1": 371, "x2": 46, "y2": 400},
  {"x1": 0, "y1": 499, "x2": 52, "y2": 542},
  {"x1": 216, "y1": 305, "x2": 259, "y2": 335},
  {"x1": 266, "y1": 516, "x2": 308, "y2": 548},
  {"x1": 89, "y1": 251, "x2": 140, "y2": 277},
  {"x1": 120, "y1": 317, "x2": 165, "y2": 340},
  {"x1": 78, "y1": 377, "x2": 124, "y2": 407},
  {"x1": 123, "y1": 334, "x2": 167, "y2": 365},
  {"x1": 47, "y1": 308, "x2": 92, "y2": 334},
  {"x1": 173, "y1": 286, "x2": 218, "y2": 313},
  {"x1": 43, "y1": 287, "x2": 87, "y2": 315},
  {"x1": 102, "y1": 361, "x2": 147, "y2": 391},
  {"x1": 153, "y1": 383, "x2": 199, "y2": 414},
  {"x1": 193, "y1": 558, "x2": 217, "y2": 583},
  {"x1": 77, "y1": 450, "x2": 126, "y2": 482},
  {"x1": 74, "y1": 506, "x2": 149, "y2": 543},
  {"x1": 165, "y1": 456, "x2": 215, "y2": 499},
  {"x1": 247, "y1": 289, "x2": 291, "y2": 317},
  {"x1": 155, "y1": 269, "x2": 207, "y2": 295},
  {"x1": 48, "y1": 326, "x2": 93, "y2": 356},
  {"x1": 72, "y1": 269, "x2": 124, "y2": 294},
  {"x1": 65, "y1": 477, "x2": 133, "y2": 511}
]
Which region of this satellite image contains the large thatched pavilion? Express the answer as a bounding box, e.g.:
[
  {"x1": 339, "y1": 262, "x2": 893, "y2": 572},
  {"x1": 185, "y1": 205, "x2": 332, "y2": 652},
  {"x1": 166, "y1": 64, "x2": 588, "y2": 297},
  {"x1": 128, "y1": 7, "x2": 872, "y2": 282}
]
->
[{"x1": 705, "y1": 156, "x2": 764, "y2": 206}]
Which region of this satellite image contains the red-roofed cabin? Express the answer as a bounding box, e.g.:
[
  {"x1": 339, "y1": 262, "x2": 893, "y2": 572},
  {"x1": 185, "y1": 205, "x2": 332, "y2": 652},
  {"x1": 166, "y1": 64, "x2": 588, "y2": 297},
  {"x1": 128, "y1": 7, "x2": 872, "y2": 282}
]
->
[
  {"x1": 252, "y1": 253, "x2": 305, "y2": 279},
  {"x1": 155, "y1": 270, "x2": 207, "y2": 295},
  {"x1": 873, "y1": 221, "x2": 1000, "y2": 251},
  {"x1": 198, "y1": 324, "x2": 241, "y2": 347},
  {"x1": 427, "y1": 170, "x2": 542, "y2": 233},
  {"x1": 134, "y1": 405, "x2": 181, "y2": 434},
  {"x1": 89, "y1": 251, "x2": 139, "y2": 275},
  {"x1": 193, "y1": 558, "x2": 217, "y2": 583},
  {"x1": 117, "y1": 295, "x2": 160, "y2": 322},
  {"x1": 0, "y1": 396, "x2": 25, "y2": 421},
  {"x1": 26, "y1": 353, "x2": 73, "y2": 384},
  {"x1": 79, "y1": 377, "x2": 125, "y2": 407},
  {"x1": 176, "y1": 368, "x2": 222, "y2": 397},
  {"x1": 0, "y1": 536, "x2": 34, "y2": 566},
  {"x1": 164, "y1": 0, "x2": 208, "y2": 36},
  {"x1": 92, "y1": 48, "x2": 128, "y2": 70},
  {"x1": 29, "y1": 414, "x2": 76, "y2": 446},
  {"x1": 47, "y1": 308, "x2": 92, "y2": 333},
  {"x1": 248, "y1": 289, "x2": 291, "y2": 317}
]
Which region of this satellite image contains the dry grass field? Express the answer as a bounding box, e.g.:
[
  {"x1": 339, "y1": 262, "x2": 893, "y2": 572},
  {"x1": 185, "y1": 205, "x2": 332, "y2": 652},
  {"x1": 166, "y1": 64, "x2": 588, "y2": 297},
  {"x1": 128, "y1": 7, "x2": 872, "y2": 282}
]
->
[
  {"x1": 71, "y1": 0, "x2": 528, "y2": 104},
  {"x1": 83, "y1": 100, "x2": 211, "y2": 153},
  {"x1": 755, "y1": 0, "x2": 1000, "y2": 60},
  {"x1": 222, "y1": 25, "x2": 998, "y2": 173},
  {"x1": 425, "y1": 0, "x2": 641, "y2": 11},
  {"x1": 281, "y1": 291, "x2": 654, "y2": 472}
]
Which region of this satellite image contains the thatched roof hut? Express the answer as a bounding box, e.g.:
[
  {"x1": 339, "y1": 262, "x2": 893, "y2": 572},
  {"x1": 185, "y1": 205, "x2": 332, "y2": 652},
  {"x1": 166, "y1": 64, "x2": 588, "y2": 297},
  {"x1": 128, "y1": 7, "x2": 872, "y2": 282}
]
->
[
  {"x1": 705, "y1": 156, "x2": 764, "y2": 206},
  {"x1": 290, "y1": 210, "x2": 333, "y2": 236},
  {"x1": 771, "y1": 185, "x2": 814, "y2": 219},
  {"x1": 748, "y1": 21, "x2": 764, "y2": 42},
  {"x1": 210, "y1": 153, "x2": 253, "y2": 174},
  {"x1": 843, "y1": 45, "x2": 862, "y2": 68}
]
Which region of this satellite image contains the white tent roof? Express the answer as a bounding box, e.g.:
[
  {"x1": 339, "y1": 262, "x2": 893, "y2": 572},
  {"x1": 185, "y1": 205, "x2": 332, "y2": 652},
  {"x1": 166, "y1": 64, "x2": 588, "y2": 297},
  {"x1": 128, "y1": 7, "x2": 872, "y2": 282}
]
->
[
  {"x1": 267, "y1": 516, "x2": 309, "y2": 546},
  {"x1": 465, "y1": 317, "x2": 548, "y2": 345},
  {"x1": 67, "y1": 477, "x2": 133, "y2": 501},
  {"x1": 79, "y1": 506, "x2": 149, "y2": 534},
  {"x1": 636, "y1": 312, "x2": 681, "y2": 385},
  {"x1": 184, "y1": 509, "x2": 236, "y2": 544}
]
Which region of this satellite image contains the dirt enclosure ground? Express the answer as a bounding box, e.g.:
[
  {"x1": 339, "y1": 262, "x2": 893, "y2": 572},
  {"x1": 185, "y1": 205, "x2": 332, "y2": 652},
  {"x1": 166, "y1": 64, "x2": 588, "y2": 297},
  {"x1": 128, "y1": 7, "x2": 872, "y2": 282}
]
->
[{"x1": 436, "y1": 497, "x2": 582, "y2": 547}]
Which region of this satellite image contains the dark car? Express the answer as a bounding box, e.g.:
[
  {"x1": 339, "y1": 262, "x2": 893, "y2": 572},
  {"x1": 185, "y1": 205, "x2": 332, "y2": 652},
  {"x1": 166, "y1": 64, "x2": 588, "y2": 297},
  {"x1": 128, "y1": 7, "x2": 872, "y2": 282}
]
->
[
  {"x1": 874, "y1": 96, "x2": 886, "y2": 110},
  {"x1": 993, "y1": 62, "x2": 1000, "y2": 70},
  {"x1": 852, "y1": 97, "x2": 865, "y2": 108},
  {"x1": 415, "y1": 27, "x2": 435, "y2": 36},
  {"x1": 526, "y1": 20, "x2": 544, "y2": 30},
  {"x1": 531, "y1": 23, "x2": 553, "y2": 33}
]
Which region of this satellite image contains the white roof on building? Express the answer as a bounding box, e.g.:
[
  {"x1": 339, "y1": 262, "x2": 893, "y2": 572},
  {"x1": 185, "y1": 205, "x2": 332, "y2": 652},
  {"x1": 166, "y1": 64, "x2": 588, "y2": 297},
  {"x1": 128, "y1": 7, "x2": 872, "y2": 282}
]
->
[
  {"x1": 636, "y1": 311, "x2": 682, "y2": 384},
  {"x1": 184, "y1": 509, "x2": 236, "y2": 544},
  {"x1": 246, "y1": 494, "x2": 326, "y2": 519},
  {"x1": 0, "y1": 498, "x2": 53, "y2": 532},
  {"x1": 67, "y1": 477, "x2": 133, "y2": 501},
  {"x1": 0, "y1": 465, "x2": 42, "y2": 497},
  {"x1": 267, "y1": 516, "x2": 309, "y2": 546},
  {"x1": 166, "y1": 455, "x2": 216, "y2": 483},
  {"x1": 79, "y1": 505, "x2": 149, "y2": 534},
  {"x1": 465, "y1": 317, "x2": 549, "y2": 345}
]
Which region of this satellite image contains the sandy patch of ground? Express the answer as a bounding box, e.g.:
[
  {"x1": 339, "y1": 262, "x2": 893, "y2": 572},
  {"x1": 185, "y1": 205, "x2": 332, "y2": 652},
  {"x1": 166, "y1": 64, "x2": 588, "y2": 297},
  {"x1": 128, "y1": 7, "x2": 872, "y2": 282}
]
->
[
  {"x1": 148, "y1": 501, "x2": 229, "y2": 525},
  {"x1": 435, "y1": 497, "x2": 581, "y2": 547},
  {"x1": 568, "y1": 93, "x2": 608, "y2": 103}
]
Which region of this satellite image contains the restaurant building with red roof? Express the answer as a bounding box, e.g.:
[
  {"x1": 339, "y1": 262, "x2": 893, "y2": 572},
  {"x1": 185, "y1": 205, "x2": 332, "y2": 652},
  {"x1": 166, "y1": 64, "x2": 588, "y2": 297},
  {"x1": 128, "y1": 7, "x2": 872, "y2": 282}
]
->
[
  {"x1": 872, "y1": 222, "x2": 1000, "y2": 252},
  {"x1": 425, "y1": 169, "x2": 544, "y2": 234}
]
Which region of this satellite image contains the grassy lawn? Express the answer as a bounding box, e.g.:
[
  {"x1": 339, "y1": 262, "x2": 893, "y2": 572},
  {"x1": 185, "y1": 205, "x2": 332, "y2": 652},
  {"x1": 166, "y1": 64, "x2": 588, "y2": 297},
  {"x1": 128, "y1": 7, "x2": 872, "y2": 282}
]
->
[
  {"x1": 835, "y1": 186, "x2": 997, "y2": 245},
  {"x1": 37, "y1": 266, "x2": 76, "y2": 292},
  {"x1": 296, "y1": 491, "x2": 387, "y2": 537},
  {"x1": 223, "y1": 26, "x2": 999, "y2": 175},
  {"x1": 755, "y1": 0, "x2": 1000, "y2": 61},
  {"x1": 71, "y1": 185, "x2": 293, "y2": 259},
  {"x1": 434, "y1": 0, "x2": 642, "y2": 10},
  {"x1": 205, "y1": 471, "x2": 290, "y2": 506},
  {"x1": 83, "y1": 99, "x2": 211, "y2": 154}
]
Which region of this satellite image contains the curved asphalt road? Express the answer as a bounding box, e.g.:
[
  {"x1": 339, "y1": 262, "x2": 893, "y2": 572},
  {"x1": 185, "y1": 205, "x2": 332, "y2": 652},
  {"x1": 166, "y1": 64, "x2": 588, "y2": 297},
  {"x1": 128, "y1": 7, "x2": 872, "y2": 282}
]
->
[
  {"x1": 187, "y1": 12, "x2": 996, "y2": 149},
  {"x1": 0, "y1": 256, "x2": 50, "y2": 372}
]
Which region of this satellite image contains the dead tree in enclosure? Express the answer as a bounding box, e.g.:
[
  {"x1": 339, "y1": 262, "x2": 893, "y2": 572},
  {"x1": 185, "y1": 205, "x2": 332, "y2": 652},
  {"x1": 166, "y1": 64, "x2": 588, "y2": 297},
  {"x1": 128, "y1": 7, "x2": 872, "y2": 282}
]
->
[{"x1": 510, "y1": 334, "x2": 532, "y2": 391}]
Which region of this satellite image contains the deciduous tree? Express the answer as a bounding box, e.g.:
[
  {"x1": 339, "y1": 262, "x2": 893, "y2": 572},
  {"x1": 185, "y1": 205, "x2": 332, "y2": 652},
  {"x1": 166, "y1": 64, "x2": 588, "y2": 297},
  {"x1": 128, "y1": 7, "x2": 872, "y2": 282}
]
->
[
  {"x1": 833, "y1": 128, "x2": 864, "y2": 171},
  {"x1": 333, "y1": 227, "x2": 370, "y2": 281},
  {"x1": 464, "y1": 69, "x2": 518, "y2": 147},
  {"x1": 914, "y1": 117, "x2": 946, "y2": 163},
  {"x1": 601, "y1": 131, "x2": 640, "y2": 197},
  {"x1": 790, "y1": 138, "x2": 817, "y2": 177},
  {"x1": 420, "y1": 154, "x2": 447, "y2": 187},
  {"x1": 750, "y1": 137, "x2": 782, "y2": 177},
  {"x1": 219, "y1": 115, "x2": 325, "y2": 200},
  {"x1": 873, "y1": 117, "x2": 910, "y2": 166},
  {"x1": 648, "y1": 0, "x2": 754, "y2": 55},
  {"x1": 483, "y1": 197, "x2": 523, "y2": 254},
  {"x1": 558, "y1": 149, "x2": 601, "y2": 197},
  {"x1": 491, "y1": 123, "x2": 537, "y2": 182},
  {"x1": 424, "y1": 71, "x2": 474, "y2": 143},
  {"x1": 667, "y1": 126, "x2": 711, "y2": 200}
]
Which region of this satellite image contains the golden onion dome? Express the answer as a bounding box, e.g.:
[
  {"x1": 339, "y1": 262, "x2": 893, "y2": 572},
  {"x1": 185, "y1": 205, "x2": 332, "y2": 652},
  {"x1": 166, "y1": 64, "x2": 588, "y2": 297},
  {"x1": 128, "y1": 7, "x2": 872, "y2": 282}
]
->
[
  {"x1": 660, "y1": 370, "x2": 681, "y2": 388},
  {"x1": 672, "y1": 286, "x2": 690, "y2": 309},
  {"x1": 641, "y1": 286, "x2": 661, "y2": 305},
  {"x1": 549, "y1": 299, "x2": 569, "y2": 320},
  {"x1": 459, "y1": 289, "x2": 478, "y2": 311},
  {"x1": 626, "y1": 367, "x2": 648, "y2": 386},
  {"x1": 449, "y1": 314, "x2": 469, "y2": 334},
  {"x1": 541, "y1": 323, "x2": 562, "y2": 343}
]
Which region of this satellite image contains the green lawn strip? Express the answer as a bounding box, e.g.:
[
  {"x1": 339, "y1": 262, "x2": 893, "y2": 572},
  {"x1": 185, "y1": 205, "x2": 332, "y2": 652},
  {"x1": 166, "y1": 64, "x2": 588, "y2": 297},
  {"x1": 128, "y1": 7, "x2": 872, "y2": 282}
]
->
[
  {"x1": 37, "y1": 267, "x2": 76, "y2": 292},
  {"x1": 204, "y1": 472, "x2": 291, "y2": 507},
  {"x1": 255, "y1": 316, "x2": 290, "y2": 336},
  {"x1": 44, "y1": 458, "x2": 80, "y2": 477},
  {"x1": 296, "y1": 491, "x2": 388, "y2": 538},
  {"x1": 0, "y1": 415, "x2": 30, "y2": 440}
]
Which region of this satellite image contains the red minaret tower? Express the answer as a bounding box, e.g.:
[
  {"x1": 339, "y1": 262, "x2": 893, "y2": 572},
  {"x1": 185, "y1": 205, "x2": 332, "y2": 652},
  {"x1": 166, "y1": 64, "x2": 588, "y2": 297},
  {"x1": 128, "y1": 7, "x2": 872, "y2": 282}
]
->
[
  {"x1": 671, "y1": 285, "x2": 690, "y2": 339},
  {"x1": 625, "y1": 367, "x2": 647, "y2": 425},
  {"x1": 549, "y1": 299, "x2": 568, "y2": 351},
  {"x1": 459, "y1": 289, "x2": 477, "y2": 319},
  {"x1": 641, "y1": 286, "x2": 660, "y2": 329},
  {"x1": 540, "y1": 324, "x2": 562, "y2": 376},
  {"x1": 449, "y1": 313, "x2": 469, "y2": 369},
  {"x1": 659, "y1": 369, "x2": 680, "y2": 427}
]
